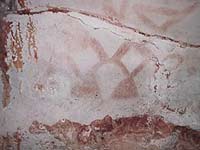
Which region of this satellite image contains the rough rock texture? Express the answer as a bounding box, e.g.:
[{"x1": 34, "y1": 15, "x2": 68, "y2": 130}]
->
[
  {"x1": 28, "y1": 115, "x2": 200, "y2": 150},
  {"x1": 0, "y1": 0, "x2": 200, "y2": 149}
]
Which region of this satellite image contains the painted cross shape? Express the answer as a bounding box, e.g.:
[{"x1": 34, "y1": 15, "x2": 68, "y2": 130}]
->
[
  {"x1": 133, "y1": 2, "x2": 199, "y2": 32},
  {"x1": 68, "y1": 37, "x2": 152, "y2": 100}
]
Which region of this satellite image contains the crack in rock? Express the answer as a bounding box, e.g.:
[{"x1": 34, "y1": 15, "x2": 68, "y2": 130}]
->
[{"x1": 3, "y1": 6, "x2": 200, "y2": 48}]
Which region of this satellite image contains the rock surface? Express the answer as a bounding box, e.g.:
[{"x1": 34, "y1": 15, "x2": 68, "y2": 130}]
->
[{"x1": 0, "y1": 0, "x2": 200, "y2": 149}]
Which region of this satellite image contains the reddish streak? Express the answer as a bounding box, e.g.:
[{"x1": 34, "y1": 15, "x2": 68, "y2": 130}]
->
[
  {"x1": 29, "y1": 114, "x2": 200, "y2": 149},
  {"x1": 0, "y1": 19, "x2": 12, "y2": 108}
]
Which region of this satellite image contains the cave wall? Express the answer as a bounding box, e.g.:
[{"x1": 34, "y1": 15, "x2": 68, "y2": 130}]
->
[{"x1": 0, "y1": 0, "x2": 200, "y2": 149}]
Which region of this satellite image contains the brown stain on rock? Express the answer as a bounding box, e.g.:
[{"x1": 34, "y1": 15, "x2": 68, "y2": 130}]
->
[
  {"x1": 26, "y1": 17, "x2": 38, "y2": 62},
  {"x1": 47, "y1": 6, "x2": 70, "y2": 14},
  {"x1": 29, "y1": 115, "x2": 200, "y2": 149},
  {"x1": 0, "y1": 131, "x2": 22, "y2": 150},
  {"x1": 0, "y1": 19, "x2": 12, "y2": 108},
  {"x1": 17, "y1": 8, "x2": 31, "y2": 15},
  {"x1": 14, "y1": 3, "x2": 200, "y2": 48},
  {"x1": 18, "y1": 0, "x2": 26, "y2": 8},
  {"x1": 112, "y1": 77, "x2": 138, "y2": 99},
  {"x1": 71, "y1": 82, "x2": 99, "y2": 98},
  {"x1": 89, "y1": 38, "x2": 108, "y2": 62},
  {"x1": 103, "y1": 0, "x2": 128, "y2": 21},
  {"x1": 174, "y1": 126, "x2": 200, "y2": 149},
  {"x1": 10, "y1": 23, "x2": 24, "y2": 71},
  {"x1": 133, "y1": 2, "x2": 199, "y2": 32},
  {"x1": 68, "y1": 41, "x2": 151, "y2": 100},
  {"x1": 67, "y1": 52, "x2": 101, "y2": 98},
  {"x1": 34, "y1": 83, "x2": 44, "y2": 92},
  {"x1": 110, "y1": 42, "x2": 151, "y2": 100}
]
